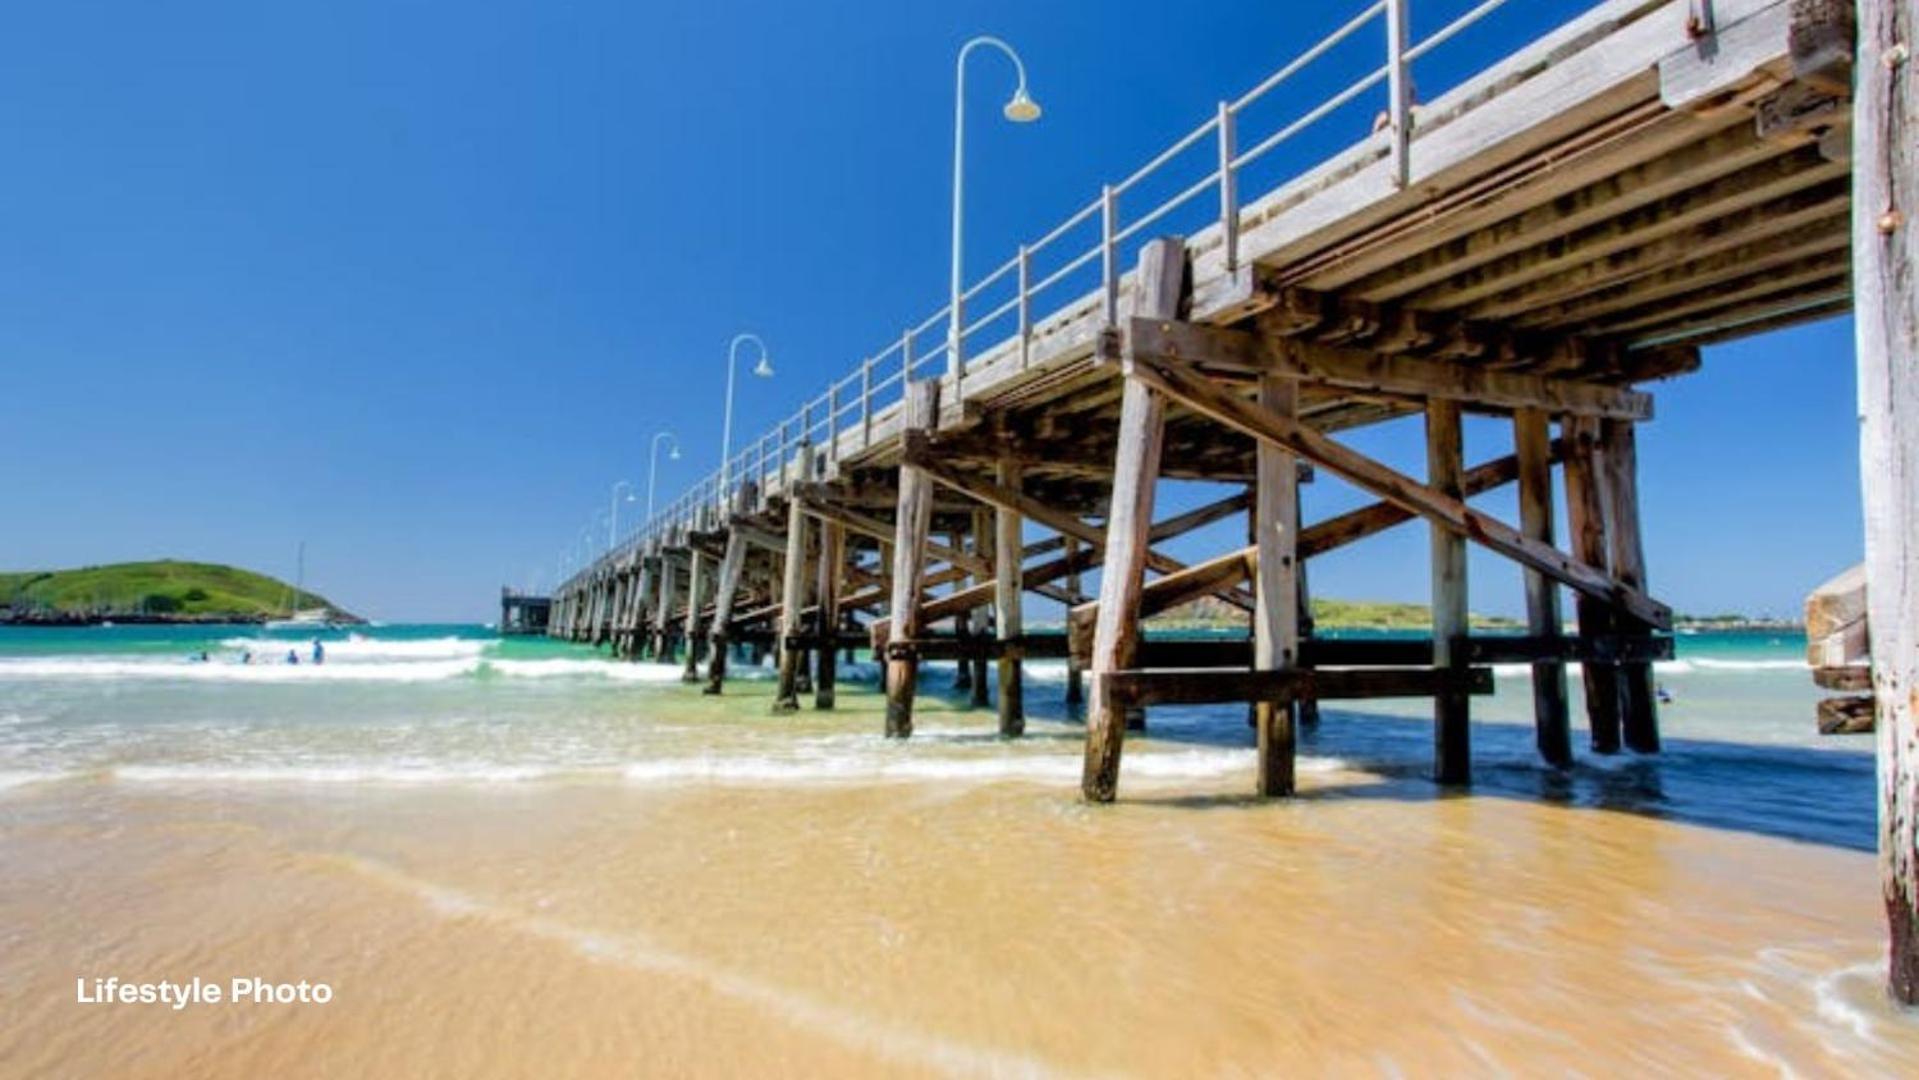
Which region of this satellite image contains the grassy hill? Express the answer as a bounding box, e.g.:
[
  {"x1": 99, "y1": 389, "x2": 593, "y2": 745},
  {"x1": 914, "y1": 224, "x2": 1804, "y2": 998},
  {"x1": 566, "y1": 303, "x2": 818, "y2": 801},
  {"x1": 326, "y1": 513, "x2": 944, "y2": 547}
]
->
[{"x1": 0, "y1": 561, "x2": 356, "y2": 623}]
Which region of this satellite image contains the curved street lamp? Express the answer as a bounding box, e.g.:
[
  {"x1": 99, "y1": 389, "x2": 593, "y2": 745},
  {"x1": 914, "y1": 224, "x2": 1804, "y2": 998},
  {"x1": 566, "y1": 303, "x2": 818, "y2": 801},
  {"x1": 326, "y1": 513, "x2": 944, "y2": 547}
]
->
[
  {"x1": 949, "y1": 36, "x2": 1041, "y2": 378},
  {"x1": 721, "y1": 333, "x2": 774, "y2": 493},
  {"x1": 608, "y1": 480, "x2": 636, "y2": 551},
  {"x1": 647, "y1": 431, "x2": 682, "y2": 524}
]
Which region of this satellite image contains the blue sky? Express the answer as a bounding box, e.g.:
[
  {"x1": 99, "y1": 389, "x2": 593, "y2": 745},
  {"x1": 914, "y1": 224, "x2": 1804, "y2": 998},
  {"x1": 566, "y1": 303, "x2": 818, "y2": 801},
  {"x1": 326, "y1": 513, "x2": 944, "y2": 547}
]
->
[{"x1": 0, "y1": 1, "x2": 1861, "y2": 622}]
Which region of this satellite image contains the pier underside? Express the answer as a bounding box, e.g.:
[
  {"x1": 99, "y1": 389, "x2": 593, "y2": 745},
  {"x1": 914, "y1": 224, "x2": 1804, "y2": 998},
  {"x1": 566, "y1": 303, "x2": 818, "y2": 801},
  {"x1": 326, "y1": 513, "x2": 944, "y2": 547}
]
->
[{"x1": 550, "y1": 0, "x2": 1857, "y2": 802}]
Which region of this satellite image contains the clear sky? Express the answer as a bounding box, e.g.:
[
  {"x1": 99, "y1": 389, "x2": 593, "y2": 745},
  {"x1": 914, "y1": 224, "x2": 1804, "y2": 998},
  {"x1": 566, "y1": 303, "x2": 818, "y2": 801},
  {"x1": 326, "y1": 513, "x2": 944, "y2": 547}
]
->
[{"x1": 0, "y1": 0, "x2": 1863, "y2": 623}]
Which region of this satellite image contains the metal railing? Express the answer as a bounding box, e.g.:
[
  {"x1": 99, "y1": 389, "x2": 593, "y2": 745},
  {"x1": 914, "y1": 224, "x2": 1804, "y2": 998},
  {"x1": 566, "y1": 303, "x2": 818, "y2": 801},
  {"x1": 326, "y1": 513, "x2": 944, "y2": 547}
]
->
[{"x1": 564, "y1": 0, "x2": 1532, "y2": 592}]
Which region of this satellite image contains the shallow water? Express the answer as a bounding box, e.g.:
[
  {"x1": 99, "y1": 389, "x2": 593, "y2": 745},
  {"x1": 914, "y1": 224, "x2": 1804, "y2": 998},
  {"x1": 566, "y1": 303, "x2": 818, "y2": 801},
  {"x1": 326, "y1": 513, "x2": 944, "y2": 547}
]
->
[{"x1": 1, "y1": 624, "x2": 1913, "y2": 1076}]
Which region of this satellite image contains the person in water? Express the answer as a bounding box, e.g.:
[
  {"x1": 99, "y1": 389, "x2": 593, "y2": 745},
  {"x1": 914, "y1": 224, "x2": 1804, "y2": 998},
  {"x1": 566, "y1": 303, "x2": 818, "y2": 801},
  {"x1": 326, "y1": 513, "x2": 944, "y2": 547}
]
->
[
  {"x1": 311, "y1": 639, "x2": 325, "y2": 665},
  {"x1": 285, "y1": 649, "x2": 299, "y2": 665}
]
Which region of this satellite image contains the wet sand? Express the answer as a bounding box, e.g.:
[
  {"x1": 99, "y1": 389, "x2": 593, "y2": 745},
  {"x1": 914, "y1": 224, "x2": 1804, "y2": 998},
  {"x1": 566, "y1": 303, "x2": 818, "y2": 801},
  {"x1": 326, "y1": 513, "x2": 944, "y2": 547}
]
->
[{"x1": 4, "y1": 682, "x2": 1915, "y2": 1078}]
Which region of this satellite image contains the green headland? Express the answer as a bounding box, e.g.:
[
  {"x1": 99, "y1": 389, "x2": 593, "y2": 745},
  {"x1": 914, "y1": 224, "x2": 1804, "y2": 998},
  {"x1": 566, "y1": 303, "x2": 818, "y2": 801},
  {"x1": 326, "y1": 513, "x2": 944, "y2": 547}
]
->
[{"x1": 0, "y1": 560, "x2": 359, "y2": 625}]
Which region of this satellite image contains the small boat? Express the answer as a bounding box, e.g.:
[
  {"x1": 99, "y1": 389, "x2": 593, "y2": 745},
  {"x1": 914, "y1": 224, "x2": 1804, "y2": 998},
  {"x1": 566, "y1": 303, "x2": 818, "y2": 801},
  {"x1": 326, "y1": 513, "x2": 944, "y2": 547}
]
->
[{"x1": 264, "y1": 543, "x2": 340, "y2": 630}]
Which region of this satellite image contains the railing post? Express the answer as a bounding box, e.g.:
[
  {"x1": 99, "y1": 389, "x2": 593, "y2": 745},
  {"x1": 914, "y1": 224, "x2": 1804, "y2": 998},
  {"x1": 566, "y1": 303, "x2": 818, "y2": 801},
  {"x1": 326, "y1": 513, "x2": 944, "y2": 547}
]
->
[
  {"x1": 1217, "y1": 102, "x2": 1239, "y2": 272},
  {"x1": 1100, "y1": 185, "x2": 1119, "y2": 327},
  {"x1": 1386, "y1": 0, "x2": 1411, "y2": 189},
  {"x1": 860, "y1": 358, "x2": 873, "y2": 449},
  {"x1": 1017, "y1": 243, "x2": 1032, "y2": 371},
  {"x1": 825, "y1": 385, "x2": 838, "y2": 465}
]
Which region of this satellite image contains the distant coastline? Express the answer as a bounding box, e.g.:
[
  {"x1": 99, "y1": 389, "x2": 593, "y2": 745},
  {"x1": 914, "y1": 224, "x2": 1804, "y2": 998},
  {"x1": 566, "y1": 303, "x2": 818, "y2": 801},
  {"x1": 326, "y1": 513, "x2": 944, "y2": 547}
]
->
[{"x1": 0, "y1": 560, "x2": 362, "y2": 627}]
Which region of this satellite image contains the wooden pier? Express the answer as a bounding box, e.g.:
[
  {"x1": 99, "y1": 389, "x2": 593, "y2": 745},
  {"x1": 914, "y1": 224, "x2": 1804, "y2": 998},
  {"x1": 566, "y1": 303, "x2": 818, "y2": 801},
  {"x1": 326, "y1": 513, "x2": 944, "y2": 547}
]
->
[
  {"x1": 546, "y1": 0, "x2": 1919, "y2": 998},
  {"x1": 554, "y1": 0, "x2": 1854, "y2": 787}
]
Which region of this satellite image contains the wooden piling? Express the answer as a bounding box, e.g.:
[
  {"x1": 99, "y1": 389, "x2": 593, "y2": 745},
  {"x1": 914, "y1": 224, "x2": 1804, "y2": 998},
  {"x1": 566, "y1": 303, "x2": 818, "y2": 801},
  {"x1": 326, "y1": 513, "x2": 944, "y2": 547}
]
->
[
  {"x1": 970, "y1": 507, "x2": 992, "y2": 709},
  {"x1": 814, "y1": 521, "x2": 843, "y2": 709},
  {"x1": 1514, "y1": 407, "x2": 1572, "y2": 767},
  {"x1": 680, "y1": 549, "x2": 706, "y2": 683},
  {"x1": 1254, "y1": 373, "x2": 1300, "y2": 796},
  {"x1": 951, "y1": 527, "x2": 975, "y2": 697},
  {"x1": 1854, "y1": 0, "x2": 1918, "y2": 1004},
  {"x1": 773, "y1": 446, "x2": 815, "y2": 713},
  {"x1": 1601, "y1": 418, "x2": 1659, "y2": 752},
  {"x1": 704, "y1": 531, "x2": 748, "y2": 694},
  {"x1": 653, "y1": 556, "x2": 678, "y2": 662},
  {"x1": 1083, "y1": 238, "x2": 1182, "y2": 803},
  {"x1": 885, "y1": 380, "x2": 941, "y2": 738},
  {"x1": 1562, "y1": 414, "x2": 1622, "y2": 753},
  {"x1": 995, "y1": 457, "x2": 1025, "y2": 736},
  {"x1": 1427, "y1": 398, "x2": 1470, "y2": 785},
  {"x1": 1063, "y1": 536, "x2": 1085, "y2": 709}
]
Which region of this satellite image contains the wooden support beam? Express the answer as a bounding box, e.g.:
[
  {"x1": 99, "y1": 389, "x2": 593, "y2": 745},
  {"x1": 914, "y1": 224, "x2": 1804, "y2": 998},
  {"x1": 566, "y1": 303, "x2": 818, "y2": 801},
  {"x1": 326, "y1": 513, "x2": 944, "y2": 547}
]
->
[
  {"x1": 652, "y1": 556, "x2": 678, "y2": 660},
  {"x1": 1602, "y1": 418, "x2": 1659, "y2": 752},
  {"x1": 773, "y1": 444, "x2": 815, "y2": 714},
  {"x1": 904, "y1": 440, "x2": 1253, "y2": 612},
  {"x1": 1067, "y1": 548, "x2": 1254, "y2": 666},
  {"x1": 885, "y1": 380, "x2": 941, "y2": 738},
  {"x1": 1853, "y1": 0, "x2": 1918, "y2": 1004},
  {"x1": 1127, "y1": 318, "x2": 1652, "y2": 419},
  {"x1": 1122, "y1": 348, "x2": 1672, "y2": 631},
  {"x1": 680, "y1": 549, "x2": 706, "y2": 683},
  {"x1": 1100, "y1": 666, "x2": 1494, "y2": 709},
  {"x1": 995, "y1": 457, "x2": 1024, "y2": 737},
  {"x1": 1255, "y1": 373, "x2": 1301, "y2": 796},
  {"x1": 1083, "y1": 238, "x2": 1182, "y2": 803},
  {"x1": 1427, "y1": 399, "x2": 1470, "y2": 785},
  {"x1": 1563, "y1": 415, "x2": 1622, "y2": 752},
  {"x1": 1064, "y1": 537, "x2": 1085, "y2": 708},
  {"x1": 1514, "y1": 408, "x2": 1572, "y2": 767},
  {"x1": 814, "y1": 521, "x2": 843, "y2": 709},
  {"x1": 799, "y1": 498, "x2": 992, "y2": 580},
  {"x1": 703, "y1": 531, "x2": 749, "y2": 694}
]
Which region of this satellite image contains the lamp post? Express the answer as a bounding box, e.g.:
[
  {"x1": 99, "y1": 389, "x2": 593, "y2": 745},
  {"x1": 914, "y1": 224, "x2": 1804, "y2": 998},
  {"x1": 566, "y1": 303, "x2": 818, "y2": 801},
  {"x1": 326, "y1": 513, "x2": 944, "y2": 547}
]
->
[
  {"x1": 949, "y1": 36, "x2": 1041, "y2": 379},
  {"x1": 648, "y1": 431, "x2": 681, "y2": 525},
  {"x1": 721, "y1": 333, "x2": 774, "y2": 493},
  {"x1": 608, "y1": 480, "x2": 635, "y2": 551}
]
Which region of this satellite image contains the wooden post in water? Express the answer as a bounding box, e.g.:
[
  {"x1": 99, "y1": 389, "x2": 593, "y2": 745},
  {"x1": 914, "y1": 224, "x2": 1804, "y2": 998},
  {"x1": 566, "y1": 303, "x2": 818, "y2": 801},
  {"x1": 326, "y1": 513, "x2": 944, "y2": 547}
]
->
[
  {"x1": 1427, "y1": 398, "x2": 1470, "y2": 785},
  {"x1": 1514, "y1": 407, "x2": 1572, "y2": 767},
  {"x1": 1254, "y1": 372, "x2": 1300, "y2": 796},
  {"x1": 773, "y1": 445, "x2": 815, "y2": 714},
  {"x1": 680, "y1": 549, "x2": 706, "y2": 683},
  {"x1": 1294, "y1": 481, "x2": 1319, "y2": 729},
  {"x1": 1063, "y1": 536, "x2": 1085, "y2": 709},
  {"x1": 885, "y1": 379, "x2": 941, "y2": 737},
  {"x1": 1854, "y1": 0, "x2": 1919, "y2": 1004},
  {"x1": 704, "y1": 531, "x2": 748, "y2": 694},
  {"x1": 951, "y1": 526, "x2": 975, "y2": 697},
  {"x1": 814, "y1": 521, "x2": 843, "y2": 709},
  {"x1": 794, "y1": 519, "x2": 817, "y2": 698},
  {"x1": 1562, "y1": 414, "x2": 1622, "y2": 752},
  {"x1": 970, "y1": 507, "x2": 992, "y2": 708},
  {"x1": 1602, "y1": 418, "x2": 1659, "y2": 752},
  {"x1": 652, "y1": 556, "x2": 678, "y2": 661},
  {"x1": 995, "y1": 457, "x2": 1025, "y2": 736},
  {"x1": 1082, "y1": 237, "x2": 1182, "y2": 802}
]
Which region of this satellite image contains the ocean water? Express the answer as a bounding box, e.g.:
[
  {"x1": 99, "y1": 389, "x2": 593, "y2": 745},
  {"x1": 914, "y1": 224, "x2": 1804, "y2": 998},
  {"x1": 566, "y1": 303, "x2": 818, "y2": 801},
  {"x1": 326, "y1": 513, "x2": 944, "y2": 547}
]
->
[{"x1": 1, "y1": 622, "x2": 1911, "y2": 1076}]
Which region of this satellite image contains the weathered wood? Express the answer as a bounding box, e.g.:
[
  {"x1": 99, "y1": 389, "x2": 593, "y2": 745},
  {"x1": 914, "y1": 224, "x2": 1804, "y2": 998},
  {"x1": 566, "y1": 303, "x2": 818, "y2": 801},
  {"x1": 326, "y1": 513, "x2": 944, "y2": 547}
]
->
[
  {"x1": 1428, "y1": 399, "x2": 1470, "y2": 786},
  {"x1": 1602, "y1": 418, "x2": 1660, "y2": 752},
  {"x1": 1815, "y1": 665, "x2": 1874, "y2": 692},
  {"x1": 1124, "y1": 349, "x2": 1672, "y2": 630},
  {"x1": 885, "y1": 380, "x2": 941, "y2": 738},
  {"x1": 1101, "y1": 665, "x2": 1495, "y2": 709},
  {"x1": 773, "y1": 447, "x2": 815, "y2": 714},
  {"x1": 1806, "y1": 563, "x2": 1870, "y2": 667},
  {"x1": 1255, "y1": 372, "x2": 1301, "y2": 797},
  {"x1": 814, "y1": 521, "x2": 843, "y2": 709},
  {"x1": 652, "y1": 556, "x2": 678, "y2": 660},
  {"x1": 1083, "y1": 238, "x2": 1182, "y2": 803},
  {"x1": 1515, "y1": 408, "x2": 1573, "y2": 767},
  {"x1": 1066, "y1": 548, "x2": 1253, "y2": 662},
  {"x1": 1854, "y1": 0, "x2": 1919, "y2": 1004},
  {"x1": 1064, "y1": 536, "x2": 1085, "y2": 707},
  {"x1": 1127, "y1": 319, "x2": 1652, "y2": 420},
  {"x1": 995, "y1": 457, "x2": 1025, "y2": 737},
  {"x1": 679, "y1": 550, "x2": 707, "y2": 682},
  {"x1": 1819, "y1": 694, "x2": 1877, "y2": 735},
  {"x1": 703, "y1": 532, "x2": 749, "y2": 693},
  {"x1": 1562, "y1": 414, "x2": 1622, "y2": 752}
]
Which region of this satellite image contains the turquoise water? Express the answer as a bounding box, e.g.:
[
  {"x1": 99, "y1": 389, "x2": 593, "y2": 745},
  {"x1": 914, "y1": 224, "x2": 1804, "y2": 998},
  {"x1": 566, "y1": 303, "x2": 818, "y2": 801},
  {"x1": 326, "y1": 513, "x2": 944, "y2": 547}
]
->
[{"x1": 0, "y1": 623, "x2": 1869, "y2": 851}]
